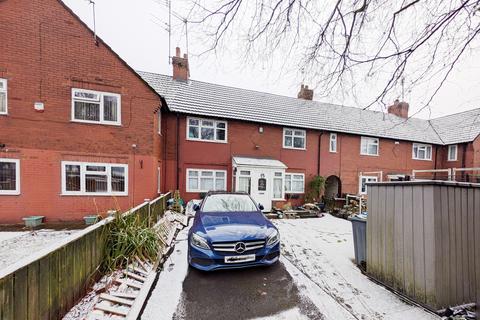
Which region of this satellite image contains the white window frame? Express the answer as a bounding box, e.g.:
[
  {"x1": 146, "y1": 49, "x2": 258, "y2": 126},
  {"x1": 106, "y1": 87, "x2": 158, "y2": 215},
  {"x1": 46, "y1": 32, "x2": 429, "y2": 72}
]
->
[
  {"x1": 360, "y1": 137, "x2": 379, "y2": 156},
  {"x1": 359, "y1": 175, "x2": 378, "y2": 195},
  {"x1": 71, "y1": 88, "x2": 121, "y2": 126},
  {"x1": 0, "y1": 159, "x2": 20, "y2": 195},
  {"x1": 0, "y1": 78, "x2": 8, "y2": 115},
  {"x1": 412, "y1": 143, "x2": 432, "y2": 161},
  {"x1": 186, "y1": 169, "x2": 227, "y2": 192},
  {"x1": 284, "y1": 173, "x2": 305, "y2": 194},
  {"x1": 186, "y1": 117, "x2": 228, "y2": 143},
  {"x1": 272, "y1": 171, "x2": 285, "y2": 200},
  {"x1": 448, "y1": 144, "x2": 457, "y2": 161},
  {"x1": 61, "y1": 161, "x2": 128, "y2": 196},
  {"x1": 329, "y1": 133, "x2": 337, "y2": 153},
  {"x1": 283, "y1": 128, "x2": 306, "y2": 150}
]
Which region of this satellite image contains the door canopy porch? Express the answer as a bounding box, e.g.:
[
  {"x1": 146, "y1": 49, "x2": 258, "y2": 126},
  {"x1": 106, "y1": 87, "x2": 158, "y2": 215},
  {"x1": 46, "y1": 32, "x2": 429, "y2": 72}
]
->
[{"x1": 232, "y1": 156, "x2": 288, "y2": 169}]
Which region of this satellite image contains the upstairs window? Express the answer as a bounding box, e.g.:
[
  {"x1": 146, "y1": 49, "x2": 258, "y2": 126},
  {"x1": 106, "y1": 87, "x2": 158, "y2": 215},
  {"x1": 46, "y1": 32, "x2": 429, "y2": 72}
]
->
[
  {"x1": 187, "y1": 117, "x2": 227, "y2": 142},
  {"x1": 283, "y1": 128, "x2": 306, "y2": 149},
  {"x1": 448, "y1": 144, "x2": 457, "y2": 161},
  {"x1": 0, "y1": 159, "x2": 20, "y2": 195},
  {"x1": 360, "y1": 137, "x2": 379, "y2": 156},
  {"x1": 330, "y1": 133, "x2": 337, "y2": 152},
  {"x1": 0, "y1": 79, "x2": 7, "y2": 115},
  {"x1": 72, "y1": 89, "x2": 121, "y2": 125},
  {"x1": 62, "y1": 161, "x2": 127, "y2": 196},
  {"x1": 412, "y1": 143, "x2": 432, "y2": 160},
  {"x1": 285, "y1": 173, "x2": 305, "y2": 193}
]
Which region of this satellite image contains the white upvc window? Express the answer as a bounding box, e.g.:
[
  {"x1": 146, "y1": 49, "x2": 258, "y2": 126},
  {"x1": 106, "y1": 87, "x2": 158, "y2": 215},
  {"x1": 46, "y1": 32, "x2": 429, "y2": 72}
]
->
[
  {"x1": 187, "y1": 169, "x2": 227, "y2": 192},
  {"x1": 61, "y1": 161, "x2": 128, "y2": 196},
  {"x1": 412, "y1": 143, "x2": 432, "y2": 161},
  {"x1": 283, "y1": 128, "x2": 306, "y2": 149},
  {"x1": 285, "y1": 173, "x2": 305, "y2": 193},
  {"x1": 448, "y1": 144, "x2": 457, "y2": 161},
  {"x1": 71, "y1": 88, "x2": 121, "y2": 126},
  {"x1": 330, "y1": 133, "x2": 337, "y2": 152},
  {"x1": 0, "y1": 159, "x2": 20, "y2": 195},
  {"x1": 0, "y1": 79, "x2": 7, "y2": 115},
  {"x1": 187, "y1": 117, "x2": 227, "y2": 143},
  {"x1": 237, "y1": 170, "x2": 252, "y2": 194},
  {"x1": 360, "y1": 137, "x2": 379, "y2": 156},
  {"x1": 359, "y1": 175, "x2": 378, "y2": 195},
  {"x1": 272, "y1": 171, "x2": 284, "y2": 200}
]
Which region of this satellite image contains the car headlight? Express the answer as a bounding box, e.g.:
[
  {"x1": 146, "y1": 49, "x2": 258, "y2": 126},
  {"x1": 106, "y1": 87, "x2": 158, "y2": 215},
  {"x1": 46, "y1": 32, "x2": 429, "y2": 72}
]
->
[
  {"x1": 191, "y1": 233, "x2": 210, "y2": 250},
  {"x1": 266, "y1": 229, "x2": 280, "y2": 246}
]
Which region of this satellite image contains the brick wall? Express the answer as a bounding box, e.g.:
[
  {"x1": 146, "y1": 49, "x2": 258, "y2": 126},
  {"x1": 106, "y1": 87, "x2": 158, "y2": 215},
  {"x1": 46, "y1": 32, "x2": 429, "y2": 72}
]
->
[
  {"x1": 163, "y1": 113, "x2": 440, "y2": 203},
  {"x1": 0, "y1": 0, "x2": 163, "y2": 222}
]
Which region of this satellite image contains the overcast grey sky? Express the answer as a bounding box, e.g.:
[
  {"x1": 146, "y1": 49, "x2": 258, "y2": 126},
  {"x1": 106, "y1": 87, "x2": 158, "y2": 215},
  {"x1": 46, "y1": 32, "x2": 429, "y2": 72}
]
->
[{"x1": 63, "y1": 0, "x2": 480, "y2": 119}]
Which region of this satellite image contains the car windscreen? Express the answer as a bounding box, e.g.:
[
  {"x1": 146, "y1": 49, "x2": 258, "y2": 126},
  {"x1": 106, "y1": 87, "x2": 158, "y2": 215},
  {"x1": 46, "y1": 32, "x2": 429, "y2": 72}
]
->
[{"x1": 202, "y1": 194, "x2": 258, "y2": 212}]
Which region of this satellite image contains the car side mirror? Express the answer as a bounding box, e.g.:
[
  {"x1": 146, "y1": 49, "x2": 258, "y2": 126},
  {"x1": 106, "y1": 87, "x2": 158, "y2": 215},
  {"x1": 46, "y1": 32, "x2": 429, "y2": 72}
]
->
[
  {"x1": 258, "y1": 203, "x2": 264, "y2": 211},
  {"x1": 193, "y1": 204, "x2": 200, "y2": 211}
]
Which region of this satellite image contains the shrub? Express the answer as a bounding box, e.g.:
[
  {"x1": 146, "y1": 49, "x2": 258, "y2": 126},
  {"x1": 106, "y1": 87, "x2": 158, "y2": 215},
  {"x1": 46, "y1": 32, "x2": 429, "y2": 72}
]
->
[{"x1": 103, "y1": 211, "x2": 161, "y2": 272}]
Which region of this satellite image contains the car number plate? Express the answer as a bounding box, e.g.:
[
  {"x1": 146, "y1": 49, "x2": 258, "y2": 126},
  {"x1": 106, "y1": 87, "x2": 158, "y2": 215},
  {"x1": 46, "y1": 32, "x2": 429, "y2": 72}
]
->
[{"x1": 224, "y1": 254, "x2": 255, "y2": 264}]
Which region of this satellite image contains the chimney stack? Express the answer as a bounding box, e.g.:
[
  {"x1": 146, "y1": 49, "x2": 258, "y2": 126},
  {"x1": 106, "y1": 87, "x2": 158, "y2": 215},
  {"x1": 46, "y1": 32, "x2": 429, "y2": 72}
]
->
[
  {"x1": 297, "y1": 84, "x2": 314, "y2": 100},
  {"x1": 172, "y1": 47, "x2": 189, "y2": 81},
  {"x1": 387, "y1": 99, "x2": 409, "y2": 118}
]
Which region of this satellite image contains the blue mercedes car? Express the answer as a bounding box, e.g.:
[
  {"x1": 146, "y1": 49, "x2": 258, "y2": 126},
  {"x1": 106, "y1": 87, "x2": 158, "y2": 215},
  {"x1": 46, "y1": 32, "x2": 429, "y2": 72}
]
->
[{"x1": 188, "y1": 192, "x2": 280, "y2": 271}]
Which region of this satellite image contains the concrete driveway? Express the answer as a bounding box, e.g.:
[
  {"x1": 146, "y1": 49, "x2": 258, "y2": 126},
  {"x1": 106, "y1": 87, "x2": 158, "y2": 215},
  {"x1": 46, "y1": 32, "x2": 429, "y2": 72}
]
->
[{"x1": 141, "y1": 216, "x2": 440, "y2": 320}]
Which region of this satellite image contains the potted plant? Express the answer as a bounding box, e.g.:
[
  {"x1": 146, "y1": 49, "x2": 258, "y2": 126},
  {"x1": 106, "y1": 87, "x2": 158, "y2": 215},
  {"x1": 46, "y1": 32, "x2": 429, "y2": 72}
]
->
[
  {"x1": 22, "y1": 216, "x2": 45, "y2": 228},
  {"x1": 83, "y1": 214, "x2": 100, "y2": 225}
]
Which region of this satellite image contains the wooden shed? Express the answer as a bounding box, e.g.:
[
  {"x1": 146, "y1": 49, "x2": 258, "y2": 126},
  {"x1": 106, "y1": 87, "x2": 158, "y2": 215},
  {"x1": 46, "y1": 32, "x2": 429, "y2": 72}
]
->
[{"x1": 367, "y1": 181, "x2": 480, "y2": 311}]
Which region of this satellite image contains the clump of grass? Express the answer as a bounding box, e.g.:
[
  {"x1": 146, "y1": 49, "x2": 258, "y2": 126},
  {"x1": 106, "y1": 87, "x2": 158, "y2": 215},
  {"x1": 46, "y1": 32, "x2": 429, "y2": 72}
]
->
[{"x1": 103, "y1": 211, "x2": 161, "y2": 272}]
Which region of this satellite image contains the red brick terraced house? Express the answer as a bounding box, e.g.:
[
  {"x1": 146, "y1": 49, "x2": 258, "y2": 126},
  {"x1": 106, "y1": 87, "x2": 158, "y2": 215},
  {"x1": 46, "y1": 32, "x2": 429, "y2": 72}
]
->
[
  {"x1": 1, "y1": 0, "x2": 479, "y2": 223},
  {"x1": 139, "y1": 49, "x2": 480, "y2": 211},
  {"x1": 0, "y1": 0, "x2": 164, "y2": 223}
]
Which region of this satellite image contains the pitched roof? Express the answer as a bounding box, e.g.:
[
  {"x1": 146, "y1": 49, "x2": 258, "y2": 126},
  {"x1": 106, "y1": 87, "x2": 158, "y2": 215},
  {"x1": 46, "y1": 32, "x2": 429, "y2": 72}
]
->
[
  {"x1": 138, "y1": 71, "x2": 480, "y2": 145},
  {"x1": 58, "y1": 1, "x2": 162, "y2": 102},
  {"x1": 430, "y1": 108, "x2": 480, "y2": 144}
]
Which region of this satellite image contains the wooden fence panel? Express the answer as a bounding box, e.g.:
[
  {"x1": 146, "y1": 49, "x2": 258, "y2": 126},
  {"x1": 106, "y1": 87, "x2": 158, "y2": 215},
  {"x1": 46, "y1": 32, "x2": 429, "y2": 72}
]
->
[{"x1": 0, "y1": 193, "x2": 170, "y2": 320}]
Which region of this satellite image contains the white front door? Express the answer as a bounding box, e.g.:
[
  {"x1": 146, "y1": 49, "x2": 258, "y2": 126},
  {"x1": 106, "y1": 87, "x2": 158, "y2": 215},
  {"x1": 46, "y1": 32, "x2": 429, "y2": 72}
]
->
[
  {"x1": 250, "y1": 170, "x2": 272, "y2": 211},
  {"x1": 235, "y1": 167, "x2": 285, "y2": 211}
]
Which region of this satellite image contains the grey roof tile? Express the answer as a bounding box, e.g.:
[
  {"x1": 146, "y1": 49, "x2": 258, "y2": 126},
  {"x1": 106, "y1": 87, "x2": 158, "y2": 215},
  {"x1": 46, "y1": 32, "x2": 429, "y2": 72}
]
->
[
  {"x1": 430, "y1": 109, "x2": 480, "y2": 144},
  {"x1": 138, "y1": 71, "x2": 480, "y2": 145}
]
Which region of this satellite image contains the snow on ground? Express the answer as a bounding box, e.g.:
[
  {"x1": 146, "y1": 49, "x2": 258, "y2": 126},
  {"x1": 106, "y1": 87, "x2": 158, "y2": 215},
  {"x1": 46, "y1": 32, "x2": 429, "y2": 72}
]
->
[
  {"x1": 142, "y1": 216, "x2": 439, "y2": 320},
  {"x1": 141, "y1": 229, "x2": 190, "y2": 320},
  {"x1": 0, "y1": 231, "x2": 26, "y2": 243},
  {"x1": 0, "y1": 229, "x2": 78, "y2": 269},
  {"x1": 274, "y1": 215, "x2": 439, "y2": 320}
]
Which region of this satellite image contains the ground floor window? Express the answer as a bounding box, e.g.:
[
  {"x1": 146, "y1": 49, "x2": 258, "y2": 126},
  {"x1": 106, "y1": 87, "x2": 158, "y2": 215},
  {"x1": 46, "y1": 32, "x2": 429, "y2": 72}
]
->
[
  {"x1": 359, "y1": 175, "x2": 378, "y2": 195},
  {"x1": 285, "y1": 173, "x2": 304, "y2": 193},
  {"x1": 61, "y1": 161, "x2": 128, "y2": 196},
  {"x1": 273, "y1": 172, "x2": 284, "y2": 199},
  {"x1": 0, "y1": 159, "x2": 20, "y2": 195},
  {"x1": 187, "y1": 169, "x2": 226, "y2": 192},
  {"x1": 237, "y1": 170, "x2": 251, "y2": 194}
]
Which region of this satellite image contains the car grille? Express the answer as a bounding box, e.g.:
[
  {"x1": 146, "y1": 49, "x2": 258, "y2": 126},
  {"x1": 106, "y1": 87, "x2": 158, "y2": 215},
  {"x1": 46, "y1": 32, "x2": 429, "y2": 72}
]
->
[{"x1": 212, "y1": 240, "x2": 266, "y2": 253}]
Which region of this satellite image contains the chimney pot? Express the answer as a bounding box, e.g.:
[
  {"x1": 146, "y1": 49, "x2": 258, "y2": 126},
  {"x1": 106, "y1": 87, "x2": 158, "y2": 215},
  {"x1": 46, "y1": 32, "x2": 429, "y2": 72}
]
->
[
  {"x1": 298, "y1": 84, "x2": 314, "y2": 100},
  {"x1": 387, "y1": 99, "x2": 409, "y2": 118},
  {"x1": 172, "y1": 47, "x2": 190, "y2": 81}
]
